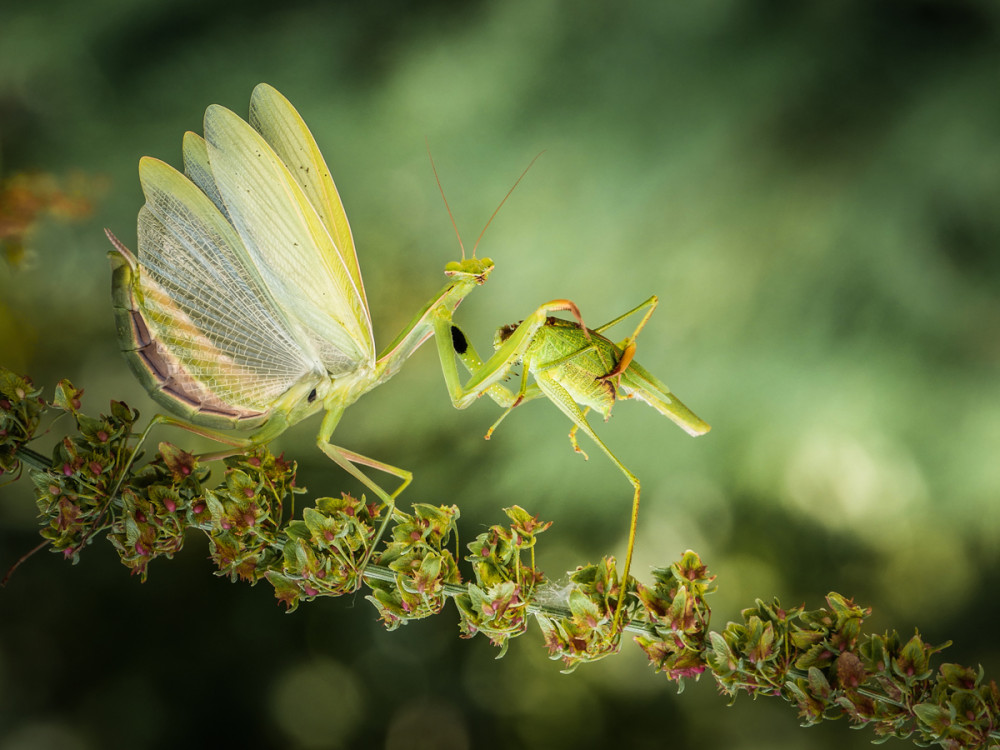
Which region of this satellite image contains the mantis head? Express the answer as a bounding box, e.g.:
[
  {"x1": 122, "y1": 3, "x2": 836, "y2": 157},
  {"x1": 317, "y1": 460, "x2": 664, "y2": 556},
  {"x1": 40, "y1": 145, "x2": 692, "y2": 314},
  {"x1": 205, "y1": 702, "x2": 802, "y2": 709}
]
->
[{"x1": 445, "y1": 257, "x2": 494, "y2": 285}]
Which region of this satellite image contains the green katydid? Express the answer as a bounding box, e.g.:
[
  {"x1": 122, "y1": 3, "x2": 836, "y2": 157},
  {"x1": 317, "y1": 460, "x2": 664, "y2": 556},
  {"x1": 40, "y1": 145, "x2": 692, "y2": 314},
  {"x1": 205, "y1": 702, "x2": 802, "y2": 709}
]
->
[{"x1": 431, "y1": 294, "x2": 710, "y2": 625}]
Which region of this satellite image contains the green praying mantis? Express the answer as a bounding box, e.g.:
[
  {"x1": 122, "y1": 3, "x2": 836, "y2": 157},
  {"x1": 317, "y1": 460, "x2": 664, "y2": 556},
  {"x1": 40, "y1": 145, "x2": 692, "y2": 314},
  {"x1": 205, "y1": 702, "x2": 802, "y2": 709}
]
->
[{"x1": 106, "y1": 83, "x2": 710, "y2": 624}]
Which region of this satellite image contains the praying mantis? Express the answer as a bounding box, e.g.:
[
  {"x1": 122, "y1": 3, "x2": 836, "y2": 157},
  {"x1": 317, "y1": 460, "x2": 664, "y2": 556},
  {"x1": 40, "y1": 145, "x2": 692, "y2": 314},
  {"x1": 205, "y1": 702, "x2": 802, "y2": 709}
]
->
[{"x1": 107, "y1": 83, "x2": 710, "y2": 616}]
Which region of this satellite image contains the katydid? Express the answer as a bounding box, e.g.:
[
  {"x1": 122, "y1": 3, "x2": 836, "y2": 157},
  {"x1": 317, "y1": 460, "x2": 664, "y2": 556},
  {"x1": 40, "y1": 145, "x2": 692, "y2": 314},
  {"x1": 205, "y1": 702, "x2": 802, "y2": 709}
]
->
[{"x1": 434, "y1": 294, "x2": 710, "y2": 626}]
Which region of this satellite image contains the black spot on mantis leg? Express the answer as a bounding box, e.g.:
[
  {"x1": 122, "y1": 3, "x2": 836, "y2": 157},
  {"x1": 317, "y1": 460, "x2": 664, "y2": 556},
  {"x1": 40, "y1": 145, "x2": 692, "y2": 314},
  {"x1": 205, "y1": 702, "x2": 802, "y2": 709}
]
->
[{"x1": 451, "y1": 325, "x2": 469, "y2": 355}]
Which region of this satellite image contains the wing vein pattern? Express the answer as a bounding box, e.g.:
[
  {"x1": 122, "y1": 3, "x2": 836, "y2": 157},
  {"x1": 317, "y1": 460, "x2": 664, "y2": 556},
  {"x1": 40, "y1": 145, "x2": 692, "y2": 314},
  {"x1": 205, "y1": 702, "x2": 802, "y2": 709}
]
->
[
  {"x1": 137, "y1": 157, "x2": 315, "y2": 411},
  {"x1": 204, "y1": 93, "x2": 374, "y2": 375}
]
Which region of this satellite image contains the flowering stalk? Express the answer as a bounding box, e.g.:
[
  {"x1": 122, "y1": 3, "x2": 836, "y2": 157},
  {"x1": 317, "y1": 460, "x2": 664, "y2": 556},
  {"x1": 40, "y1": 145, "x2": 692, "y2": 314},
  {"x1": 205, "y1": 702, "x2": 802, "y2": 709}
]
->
[{"x1": 1, "y1": 367, "x2": 998, "y2": 750}]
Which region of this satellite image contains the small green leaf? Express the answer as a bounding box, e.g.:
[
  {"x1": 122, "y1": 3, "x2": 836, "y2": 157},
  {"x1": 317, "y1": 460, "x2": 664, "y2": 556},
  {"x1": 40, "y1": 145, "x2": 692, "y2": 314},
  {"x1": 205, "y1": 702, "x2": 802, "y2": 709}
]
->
[{"x1": 912, "y1": 703, "x2": 952, "y2": 735}]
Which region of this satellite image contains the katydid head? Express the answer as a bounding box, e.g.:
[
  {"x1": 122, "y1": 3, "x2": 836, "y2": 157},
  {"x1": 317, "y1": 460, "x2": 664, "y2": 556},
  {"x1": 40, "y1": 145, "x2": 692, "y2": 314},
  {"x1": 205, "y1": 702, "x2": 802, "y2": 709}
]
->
[{"x1": 494, "y1": 322, "x2": 519, "y2": 350}]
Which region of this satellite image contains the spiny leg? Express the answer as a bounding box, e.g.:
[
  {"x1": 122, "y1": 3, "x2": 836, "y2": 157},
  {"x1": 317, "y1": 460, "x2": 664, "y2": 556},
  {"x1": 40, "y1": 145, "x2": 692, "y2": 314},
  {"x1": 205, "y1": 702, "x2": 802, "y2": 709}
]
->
[
  {"x1": 317, "y1": 405, "x2": 410, "y2": 574},
  {"x1": 534, "y1": 374, "x2": 640, "y2": 632},
  {"x1": 592, "y1": 295, "x2": 659, "y2": 339},
  {"x1": 595, "y1": 295, "x2": 658, "y2": 386},
  {"x1": 567, "y1": 407, "x2": 592, "y2": 461},
  {"x1": 483, "y1": 383, "x2": 545, "y2": 439}
]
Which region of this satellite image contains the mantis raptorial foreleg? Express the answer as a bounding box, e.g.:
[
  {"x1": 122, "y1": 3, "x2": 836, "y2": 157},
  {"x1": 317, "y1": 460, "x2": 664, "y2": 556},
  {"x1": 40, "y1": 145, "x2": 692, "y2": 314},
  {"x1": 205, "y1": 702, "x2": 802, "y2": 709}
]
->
[{"x1": 433, "y1": 298, "x2": 588, "y2": 408}]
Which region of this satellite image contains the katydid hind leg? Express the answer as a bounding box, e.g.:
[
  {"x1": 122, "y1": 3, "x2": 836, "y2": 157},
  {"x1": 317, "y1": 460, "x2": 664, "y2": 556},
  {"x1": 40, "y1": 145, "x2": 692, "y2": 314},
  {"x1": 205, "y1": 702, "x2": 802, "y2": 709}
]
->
[
  {"x1": 536, "y1": 374, "x2": 639, "y2": 630},
  {"x1": 592, "y1": 295, "x2": 659, "y2": 338},
  {"x1": 592, "y1": 297, "x2": 711, "y2": 437},
  {"x1": 596, "y1": 295, "x2": 658, "y2": 384}
]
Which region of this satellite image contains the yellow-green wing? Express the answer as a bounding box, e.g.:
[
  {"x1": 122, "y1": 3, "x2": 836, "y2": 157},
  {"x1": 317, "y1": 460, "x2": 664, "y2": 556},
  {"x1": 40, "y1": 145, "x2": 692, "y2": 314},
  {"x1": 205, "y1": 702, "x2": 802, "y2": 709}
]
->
[
  {"x1": 247, "y1": 83, "x2": 369, "y2": 320},
  {"x1": 135, "y1": 156, "x2": 322, "y2": 416},
  {"x1": 181, "y1": 131, "x2": 230, "y2": 222},
  {"x1": 203, "y1": 102, "x2": 374, "y2": 376}
]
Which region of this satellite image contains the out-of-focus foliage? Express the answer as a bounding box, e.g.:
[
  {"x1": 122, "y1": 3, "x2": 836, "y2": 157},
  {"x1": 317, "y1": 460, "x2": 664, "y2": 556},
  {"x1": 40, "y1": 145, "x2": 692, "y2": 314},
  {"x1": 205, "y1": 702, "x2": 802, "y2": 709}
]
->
[
  {"x1": 0, "y1": 172, "x2": 101, "y2": 268},
  {"x1": 1, "y1": 1, "x2": 999, "y2": 749}
]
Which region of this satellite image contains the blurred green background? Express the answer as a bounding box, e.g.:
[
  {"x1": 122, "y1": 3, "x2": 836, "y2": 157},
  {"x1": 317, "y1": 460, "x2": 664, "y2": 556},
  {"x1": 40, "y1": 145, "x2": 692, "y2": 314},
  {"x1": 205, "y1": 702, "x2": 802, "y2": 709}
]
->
[{"x1": 2, "y1": 1, "x2": 999, "y2": 748}]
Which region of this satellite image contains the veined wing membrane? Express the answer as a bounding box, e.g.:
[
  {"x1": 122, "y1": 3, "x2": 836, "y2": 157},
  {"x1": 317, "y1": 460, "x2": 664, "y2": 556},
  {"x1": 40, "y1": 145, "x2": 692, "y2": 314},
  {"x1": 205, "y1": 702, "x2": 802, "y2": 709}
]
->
[
  {"x1": 204, "y1": 103, "x2": 374, "y2": 375},
  {"x1": 247, "y1": 83, "x2": 369, "y2": 323},
  {"x1": 182, "y1": 131, "x2": 230, "y2": 222},
  {"x1": 138, "y1": 157, "x2": 315, "y2": 412}
]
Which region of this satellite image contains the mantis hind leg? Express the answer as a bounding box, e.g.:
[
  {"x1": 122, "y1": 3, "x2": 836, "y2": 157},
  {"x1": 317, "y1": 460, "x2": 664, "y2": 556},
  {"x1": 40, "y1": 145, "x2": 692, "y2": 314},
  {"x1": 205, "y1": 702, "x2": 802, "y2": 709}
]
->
[
  {"x1": 317, "y1": 405, "x2": 411, "y2": 575},
  {"x1": 107, "y1": 412, "x2": 262, "y2": 500}
]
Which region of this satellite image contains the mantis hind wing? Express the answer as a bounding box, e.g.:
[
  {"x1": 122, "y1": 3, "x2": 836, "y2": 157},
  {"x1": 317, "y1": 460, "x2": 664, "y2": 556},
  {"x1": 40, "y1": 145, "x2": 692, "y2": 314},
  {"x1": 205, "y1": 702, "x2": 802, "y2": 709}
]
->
[{"x1": 203, "y1": 101, "x2": 374, "y2": 373}]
